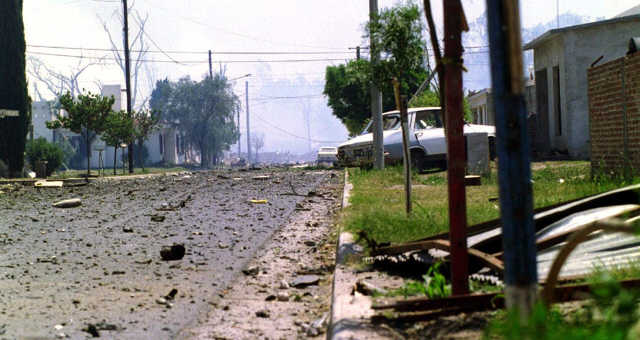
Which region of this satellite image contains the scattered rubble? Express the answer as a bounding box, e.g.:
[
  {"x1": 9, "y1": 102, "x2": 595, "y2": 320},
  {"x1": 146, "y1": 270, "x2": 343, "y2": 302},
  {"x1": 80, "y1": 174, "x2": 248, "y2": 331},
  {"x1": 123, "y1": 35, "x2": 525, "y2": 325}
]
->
[
  {"x1": 160, "y1": 244, "x2": 186, "y2": 261},
  {"x1": 52, "y1": 198, "x2": 81, "y2": 208}
]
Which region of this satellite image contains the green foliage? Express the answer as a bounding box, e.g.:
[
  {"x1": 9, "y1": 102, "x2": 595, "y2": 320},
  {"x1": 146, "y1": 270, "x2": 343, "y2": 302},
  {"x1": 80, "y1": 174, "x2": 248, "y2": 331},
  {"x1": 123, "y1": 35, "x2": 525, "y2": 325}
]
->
[
  {"x1": 485, "y1": 273, "x2": 640, "y2": 340},
  {"x1": 0, "y1": 0, "x2": 30, "y2": 177},
  {"x1": 102, "y1": 110, "x2": 134, "y2": 148},
  {"x1": 25, "y1": 137, "x2": 64, "y2": 176},
  {"x1": 387, "y1": 262, "x2": 451, "y2": 299},
  {"x1": 48, "y1": 91, "x2": 114, "y2": 176},
  {"x1": 323, "y1": 60, "x2": 373, "y2": 135},
  {"x1": 368, "y1": 0, "x2": 427, "y2": 91},
  {"x1": 410, "y1": 90, "x2": 473, "y2": 122},
  {"x1": 150, "y1": 75, "x2": 239, "y2": 168},
  {"x1": 323, "y1": 1, "x2": 429, "y2": 135}
]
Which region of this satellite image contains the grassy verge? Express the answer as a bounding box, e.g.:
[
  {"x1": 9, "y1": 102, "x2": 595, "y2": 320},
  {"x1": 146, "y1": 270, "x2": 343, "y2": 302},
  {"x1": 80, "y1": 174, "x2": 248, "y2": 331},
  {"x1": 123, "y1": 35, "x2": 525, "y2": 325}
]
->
[{"x1": 342, "y1": 161, "x2": 638, "y2": 244}]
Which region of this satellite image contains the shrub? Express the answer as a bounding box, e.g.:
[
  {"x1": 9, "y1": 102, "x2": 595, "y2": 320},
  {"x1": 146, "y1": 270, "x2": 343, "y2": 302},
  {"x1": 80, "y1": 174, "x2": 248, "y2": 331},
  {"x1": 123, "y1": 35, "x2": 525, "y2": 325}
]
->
[{"x1": 25, "y1": 137, "x2": 64, "y2": 176}]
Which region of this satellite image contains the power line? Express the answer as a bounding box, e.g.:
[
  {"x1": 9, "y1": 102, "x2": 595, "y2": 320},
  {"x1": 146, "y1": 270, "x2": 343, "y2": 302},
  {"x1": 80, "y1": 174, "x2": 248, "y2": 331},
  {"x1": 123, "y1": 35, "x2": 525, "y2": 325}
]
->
[
  {"x1": 26, "y1": 50, "x2": 351, "y2": 64},
  {"x1": 251, "y1": 113, "x2": 343, "y2": 144},
  {"x1": 252, "y1": 94, "x2": 324, "y2": 101},
  {"x1": 27, "y1": 44, "x2": 354, "y2": 55}
]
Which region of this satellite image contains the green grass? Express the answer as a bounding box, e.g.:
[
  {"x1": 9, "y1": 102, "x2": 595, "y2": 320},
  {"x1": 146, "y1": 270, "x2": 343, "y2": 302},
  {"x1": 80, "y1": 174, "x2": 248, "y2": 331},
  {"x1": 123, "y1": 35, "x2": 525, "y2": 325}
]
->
[
  {"x1": 485, "y1": 272, "x2": 640, "y2": 340},
  {"x1": 342, "y1": 161, "x2": 639, "y2": 245}
]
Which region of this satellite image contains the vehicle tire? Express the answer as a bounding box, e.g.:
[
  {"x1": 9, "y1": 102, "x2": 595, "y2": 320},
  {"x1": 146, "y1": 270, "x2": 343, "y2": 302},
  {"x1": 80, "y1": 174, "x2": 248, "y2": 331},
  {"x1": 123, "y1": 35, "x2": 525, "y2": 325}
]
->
[{"x1": 410, "y1": 150, "x2": 427, "y2": 173}]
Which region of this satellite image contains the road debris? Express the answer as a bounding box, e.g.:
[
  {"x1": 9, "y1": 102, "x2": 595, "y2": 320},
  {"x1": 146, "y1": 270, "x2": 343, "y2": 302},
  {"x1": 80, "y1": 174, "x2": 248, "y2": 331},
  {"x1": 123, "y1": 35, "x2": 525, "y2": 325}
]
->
[
  {"x1": 249, "y1": 199, "x2": 268, "y2": 204},
  {"x1": 52, "y1": 198, "x2": 82, "y2": 208},
  {"x1": 160, "y1": 244, "x2": 186, "y2": 261},
  {"x1": 290, "y1": 275, "x2": 320, "y2": 288},
  {"x1": 35, "y1": 180, "x2": 64, "y2": 188}
]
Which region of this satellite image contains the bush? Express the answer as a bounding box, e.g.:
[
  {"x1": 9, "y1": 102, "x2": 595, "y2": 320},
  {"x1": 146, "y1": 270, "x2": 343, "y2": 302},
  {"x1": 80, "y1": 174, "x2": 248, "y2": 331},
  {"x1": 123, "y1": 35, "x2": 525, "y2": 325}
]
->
[{"x1": 25, "y1": 137, "x2": 64, "y2": 176}]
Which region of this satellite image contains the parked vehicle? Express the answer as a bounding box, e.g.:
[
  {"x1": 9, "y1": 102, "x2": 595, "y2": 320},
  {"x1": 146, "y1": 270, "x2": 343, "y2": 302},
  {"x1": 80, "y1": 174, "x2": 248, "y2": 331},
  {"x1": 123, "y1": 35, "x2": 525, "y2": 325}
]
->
[
  {"x1": 317, "y1": 146, "x2": 338, "y2": 165},
  {"x1": 336, "y1": 107, "x2": 496, "y2": 170}
]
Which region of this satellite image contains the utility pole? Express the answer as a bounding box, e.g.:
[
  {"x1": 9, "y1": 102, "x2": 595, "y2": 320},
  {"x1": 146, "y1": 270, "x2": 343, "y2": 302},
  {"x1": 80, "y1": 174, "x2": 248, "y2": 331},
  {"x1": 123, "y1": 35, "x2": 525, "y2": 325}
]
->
[
  {"x1": 370, "y1": 0, "x2": 384, "y2": 170},
  {"x1": 246, "y1": 80, "x2": 251, "y2": 164},
  {"x1": 122, "y1": 0, "x2": 134, "y2": 173},
  {"x1": 208, "y1": 50, "x2": 213, "y2": 78},
  {"x1": 486, "y1": 0, "x2": 537, "y2": 314},
  {"x1": 237, "y1": 106, "x2": 241, "y2": 159}
]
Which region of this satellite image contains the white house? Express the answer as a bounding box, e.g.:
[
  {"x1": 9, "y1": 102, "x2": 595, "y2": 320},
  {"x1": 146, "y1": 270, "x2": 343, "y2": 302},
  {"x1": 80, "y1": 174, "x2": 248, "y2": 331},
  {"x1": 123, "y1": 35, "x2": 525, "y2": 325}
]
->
[{"x1": 523, "y1": 7, "x2": 640, "y2": 159}]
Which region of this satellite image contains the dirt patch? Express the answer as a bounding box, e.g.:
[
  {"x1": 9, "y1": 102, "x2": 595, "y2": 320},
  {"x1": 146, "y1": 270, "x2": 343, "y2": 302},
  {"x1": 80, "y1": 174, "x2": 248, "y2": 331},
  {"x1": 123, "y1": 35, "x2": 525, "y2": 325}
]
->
[{"x1": 179, "y1": 174, "x2": 343, "y2": 339}]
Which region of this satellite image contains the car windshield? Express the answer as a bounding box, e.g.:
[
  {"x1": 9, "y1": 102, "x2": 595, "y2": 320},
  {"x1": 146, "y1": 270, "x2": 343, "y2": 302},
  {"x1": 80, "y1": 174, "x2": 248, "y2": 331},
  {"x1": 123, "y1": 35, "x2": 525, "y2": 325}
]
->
[
  {"x1": 361, "y1": 114, "x2": 401, "y2": 135},
  {"x1": 414, "y1": 109, "x2": 443, "y2": 129}
]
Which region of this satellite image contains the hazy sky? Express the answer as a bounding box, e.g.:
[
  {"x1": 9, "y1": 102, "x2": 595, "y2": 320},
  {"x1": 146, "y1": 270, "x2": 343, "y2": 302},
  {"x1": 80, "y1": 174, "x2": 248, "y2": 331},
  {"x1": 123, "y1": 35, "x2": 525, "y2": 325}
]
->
[{"x1": 22, "y1": 0, "x2": 640, "y2": 153}]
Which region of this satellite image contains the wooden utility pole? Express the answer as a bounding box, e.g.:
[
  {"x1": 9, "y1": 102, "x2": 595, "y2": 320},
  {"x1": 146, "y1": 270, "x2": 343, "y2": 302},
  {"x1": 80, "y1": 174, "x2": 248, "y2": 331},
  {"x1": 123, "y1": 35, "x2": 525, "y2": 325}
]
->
[
  {"x1": 444, "y1": 0, "x2": 469, "y2": 296},
  {"x1": 246, "y1": 80, "x2": 251, "y2": 164},
  {"x1": 122, "y1": 0, "x2": 134, "y2": 173},
  {"x1": 392, "y1": 78, "x2": 412, "y2": 214},
  {"x1": 486, "y1": 0, "x2": 537, "y2": 313},
  {"x1": 208, "y1": 50, "x2": 213, "y2": 78},
  {"x1": 370, "y1": 0, "x2": 384, "y2": 170}
]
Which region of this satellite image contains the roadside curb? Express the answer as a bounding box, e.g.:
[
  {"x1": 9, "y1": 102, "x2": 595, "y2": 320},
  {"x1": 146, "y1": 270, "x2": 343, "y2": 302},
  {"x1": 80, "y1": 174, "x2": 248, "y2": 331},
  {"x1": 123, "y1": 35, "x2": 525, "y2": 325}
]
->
[{"x1": 328, "y1": 170, "x2": 392, "y2": 340}]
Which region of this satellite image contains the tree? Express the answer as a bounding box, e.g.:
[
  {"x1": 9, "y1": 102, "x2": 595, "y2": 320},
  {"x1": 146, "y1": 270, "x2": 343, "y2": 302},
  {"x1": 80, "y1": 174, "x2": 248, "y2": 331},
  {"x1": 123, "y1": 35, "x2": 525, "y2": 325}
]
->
[
  {"x1": 102, "y1": 110, "x2": 134, "y2": 175},
  {"x1": 150, "y1": 75, "x2": 239, "y2": 168},
  {"x1": 0, "y1": 0, "x2": 31, "y2": 177},
  {"x1": 47, "y1": 92, "x2": 114, "y2": 178},
  {"x1": 132, "y1": 109, "x2": 160, "y2": 170},
  {"x1": 251, "y1": 133, "x2": 265, "y2": 162},
  {"x1": 323, "y1": 1, "x2": 429, "y2": 136}
]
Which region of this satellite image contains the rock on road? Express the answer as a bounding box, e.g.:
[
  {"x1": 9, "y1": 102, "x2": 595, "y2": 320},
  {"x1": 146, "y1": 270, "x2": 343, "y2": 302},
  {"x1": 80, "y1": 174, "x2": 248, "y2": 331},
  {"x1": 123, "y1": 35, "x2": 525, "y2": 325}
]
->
[{"x1": 0, "y1": 169, "x2": 336, "y2": 339}]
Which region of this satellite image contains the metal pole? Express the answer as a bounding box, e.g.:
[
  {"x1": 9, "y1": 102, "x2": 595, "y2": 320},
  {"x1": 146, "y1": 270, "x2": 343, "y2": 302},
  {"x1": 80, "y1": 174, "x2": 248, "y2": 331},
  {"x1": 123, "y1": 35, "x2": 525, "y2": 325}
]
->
[
  {"x1": 486, "y1": 0, "x2": 537, "y2": 313},
  {"x1": 208, "y1": 50, "x2": 213, "y2": 79},
  {"x1": 122, "y1": 0, "x2": 134, "y2": 173},
  {"x1": 246, "y1": 80, "x2": 251, "y2": 164},
  {"x1": 400, "y1": 96, "x2": 412, "y2": 214},
  {"x1": 370, "y1": 0, "x2": 384, "y2": 170},
  {"x1": 444, "y1": 0, "x2": 469, "y2": 296},
  {"x1": 238, "y1": 106, "x2": 241, "y2": 159},
  {"x1": 356, "y1": 46, "x2": 361, "y2": 60}
]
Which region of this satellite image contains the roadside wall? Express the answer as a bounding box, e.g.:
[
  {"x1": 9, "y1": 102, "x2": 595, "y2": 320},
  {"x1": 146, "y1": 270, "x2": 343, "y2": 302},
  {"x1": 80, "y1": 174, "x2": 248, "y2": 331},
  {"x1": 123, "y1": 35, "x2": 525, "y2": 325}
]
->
[{"x1": 588, "y1": 51, "x2": 640, "y2": 175}]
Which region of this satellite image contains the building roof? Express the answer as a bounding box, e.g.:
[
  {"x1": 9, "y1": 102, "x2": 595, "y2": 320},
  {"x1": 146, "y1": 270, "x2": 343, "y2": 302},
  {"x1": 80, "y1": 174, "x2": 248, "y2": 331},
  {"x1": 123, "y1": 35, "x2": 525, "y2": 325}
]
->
[
  {"x1": 615, "y1": 5, "x2": 640, "y2": 18},
  {"x1": 523, "y1": 14, "x2": 640, "y2": 50}
]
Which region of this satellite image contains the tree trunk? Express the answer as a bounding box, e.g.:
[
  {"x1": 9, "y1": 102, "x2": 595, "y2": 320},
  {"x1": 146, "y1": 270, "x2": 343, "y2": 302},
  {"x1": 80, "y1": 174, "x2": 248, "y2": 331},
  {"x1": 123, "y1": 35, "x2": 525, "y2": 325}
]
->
[
  {"x1": 0, "y1": 0, "x2": 29, "y2": 177},
  {"x1": 113, "y1": 146, "x2": 117, "y2": 175}
]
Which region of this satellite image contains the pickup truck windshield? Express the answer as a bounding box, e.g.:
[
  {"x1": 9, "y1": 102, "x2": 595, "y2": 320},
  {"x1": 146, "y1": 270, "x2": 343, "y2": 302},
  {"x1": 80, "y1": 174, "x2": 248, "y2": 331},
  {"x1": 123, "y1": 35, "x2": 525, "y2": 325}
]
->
[{"x1": 361, "y1": 114, "x2": 401, "y2": 135}]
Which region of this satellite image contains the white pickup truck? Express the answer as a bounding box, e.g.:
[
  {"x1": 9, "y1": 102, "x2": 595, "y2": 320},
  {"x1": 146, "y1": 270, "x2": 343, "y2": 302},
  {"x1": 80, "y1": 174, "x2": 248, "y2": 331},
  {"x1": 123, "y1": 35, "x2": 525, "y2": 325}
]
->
[{"x1": 336, "y1": 107, "x2": 496, "y2": 170}]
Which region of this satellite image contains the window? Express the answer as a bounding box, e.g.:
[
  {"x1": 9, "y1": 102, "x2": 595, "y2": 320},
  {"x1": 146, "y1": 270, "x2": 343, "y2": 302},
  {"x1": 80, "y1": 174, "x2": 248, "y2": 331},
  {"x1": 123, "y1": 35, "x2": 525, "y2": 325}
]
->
[{"x1": 414, "y1": 110, "x2": 443, "y2": 129}]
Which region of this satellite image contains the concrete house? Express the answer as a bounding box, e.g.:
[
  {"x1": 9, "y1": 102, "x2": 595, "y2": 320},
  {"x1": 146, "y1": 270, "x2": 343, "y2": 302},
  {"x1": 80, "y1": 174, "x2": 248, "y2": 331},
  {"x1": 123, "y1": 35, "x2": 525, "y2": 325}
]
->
[
  {"x1": 468, "y1": 79, "x2": 536, "y2": 126},
  {"x1": 523, "y1": 8, "x2": 640, "y2": 159}
]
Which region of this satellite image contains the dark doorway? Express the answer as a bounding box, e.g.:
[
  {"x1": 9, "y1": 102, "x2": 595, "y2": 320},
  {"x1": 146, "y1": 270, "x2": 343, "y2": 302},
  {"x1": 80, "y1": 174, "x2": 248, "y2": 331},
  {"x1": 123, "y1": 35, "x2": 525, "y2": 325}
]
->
[
  {"x1": 553, "y1": 66, "x2": 562, "y2": 136},
  {"x1": 535, "y1": 69, "x2": 551, "y2": 154}
]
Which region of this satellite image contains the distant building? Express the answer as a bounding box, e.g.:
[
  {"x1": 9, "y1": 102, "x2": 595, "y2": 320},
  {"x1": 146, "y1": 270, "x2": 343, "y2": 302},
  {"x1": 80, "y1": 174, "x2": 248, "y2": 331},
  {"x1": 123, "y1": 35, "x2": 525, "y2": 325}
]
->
[{"x1": 523, "y1": 8, "x2": 640, "y2": 159}]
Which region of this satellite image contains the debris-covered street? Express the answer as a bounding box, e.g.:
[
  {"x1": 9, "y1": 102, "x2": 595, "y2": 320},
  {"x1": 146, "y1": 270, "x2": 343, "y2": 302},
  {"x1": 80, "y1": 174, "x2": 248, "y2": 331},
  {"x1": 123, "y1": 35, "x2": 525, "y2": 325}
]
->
[{"x1": 0, "y1": 169, "x2": 339, "y2": 339}]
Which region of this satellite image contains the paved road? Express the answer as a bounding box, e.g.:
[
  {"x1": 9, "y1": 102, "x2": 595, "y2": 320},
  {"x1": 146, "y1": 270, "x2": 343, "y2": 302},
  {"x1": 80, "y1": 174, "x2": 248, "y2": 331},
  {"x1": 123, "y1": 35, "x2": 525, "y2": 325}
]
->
[{"x1": 0, "y1": 169, "x2": 332, "y2": 339}]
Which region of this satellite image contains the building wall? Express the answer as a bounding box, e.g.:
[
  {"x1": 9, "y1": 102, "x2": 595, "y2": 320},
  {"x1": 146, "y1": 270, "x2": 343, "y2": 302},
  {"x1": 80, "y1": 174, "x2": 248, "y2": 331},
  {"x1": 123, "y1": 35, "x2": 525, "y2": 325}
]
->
[
  {"x1": 588, "y1": 51, "x2": 640, "y2": 175},
  {"x1": 562, "y1": 20, "x2": 640, "y2": 159},
  {"x1": 31, "y1": 101, "x2": 54, "y2": 141},
  {"x1": 532, "y1": 35, "x2": 568, "y2": 154}
]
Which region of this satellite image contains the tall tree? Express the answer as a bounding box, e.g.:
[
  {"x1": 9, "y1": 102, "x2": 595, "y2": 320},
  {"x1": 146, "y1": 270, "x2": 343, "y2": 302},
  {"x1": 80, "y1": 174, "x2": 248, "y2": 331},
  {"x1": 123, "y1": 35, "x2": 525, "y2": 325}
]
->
[
  {"x1": 0, "y1": 0, "x2": 31, "y2": 177},
  {"x1": 47, "y1": 92, "x2": 113, "y2": 178},
  {"x1": 323, "y1": 1, "x2": 430, "y2": 136},
  {"x1": 150, "y1": 75, "x2": 239, "y2": 168}
]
